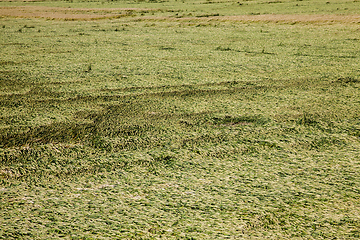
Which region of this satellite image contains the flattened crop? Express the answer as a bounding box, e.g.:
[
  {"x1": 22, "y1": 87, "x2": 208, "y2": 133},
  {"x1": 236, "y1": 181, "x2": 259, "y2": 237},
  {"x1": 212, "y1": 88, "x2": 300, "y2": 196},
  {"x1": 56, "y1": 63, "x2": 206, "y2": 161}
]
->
[
  {"x1": 0, "y1": 6, "x2": 158, "y2": 20},
  {"x1": 2, "y1": 6, "x2": 360, "y2": 23}
]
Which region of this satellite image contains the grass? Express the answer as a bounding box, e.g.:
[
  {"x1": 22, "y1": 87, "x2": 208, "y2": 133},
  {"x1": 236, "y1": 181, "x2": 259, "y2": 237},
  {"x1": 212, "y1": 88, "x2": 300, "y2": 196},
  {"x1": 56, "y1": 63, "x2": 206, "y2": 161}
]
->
[{"x1": 1, "y1": 0, "x2": 360, "y2": 239}]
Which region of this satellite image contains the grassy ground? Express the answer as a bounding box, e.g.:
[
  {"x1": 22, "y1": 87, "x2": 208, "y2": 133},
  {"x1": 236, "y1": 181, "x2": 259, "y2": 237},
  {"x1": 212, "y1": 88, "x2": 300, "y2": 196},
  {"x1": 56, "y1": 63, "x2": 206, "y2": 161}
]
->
[{"x1": 1, "y1": 0, "x2": 360, "y2": 239}]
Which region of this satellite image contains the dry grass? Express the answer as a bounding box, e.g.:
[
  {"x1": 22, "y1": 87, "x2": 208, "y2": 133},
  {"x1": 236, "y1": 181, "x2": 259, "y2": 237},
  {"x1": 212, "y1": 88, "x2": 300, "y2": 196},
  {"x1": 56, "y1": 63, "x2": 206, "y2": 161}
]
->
[
  {"x1": 1, "y1": 6, "x2": 360, "y2": 23},
  {"x1": 211, "y1": 14, "x2": 360, "y2": 24},
  {"x1": 0, "y1": 6, "x2": 157, "y2": 20},
  {"x1": 138, "y1": 14, "x2": 360, "y2": 24}
]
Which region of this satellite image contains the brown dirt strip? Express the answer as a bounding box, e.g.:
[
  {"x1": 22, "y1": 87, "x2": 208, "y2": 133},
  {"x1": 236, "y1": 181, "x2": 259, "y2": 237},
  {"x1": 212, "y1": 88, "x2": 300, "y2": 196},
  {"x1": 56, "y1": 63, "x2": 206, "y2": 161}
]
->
[{"x1": 1, "y1": 6, "x2": 360, "y2": 23}]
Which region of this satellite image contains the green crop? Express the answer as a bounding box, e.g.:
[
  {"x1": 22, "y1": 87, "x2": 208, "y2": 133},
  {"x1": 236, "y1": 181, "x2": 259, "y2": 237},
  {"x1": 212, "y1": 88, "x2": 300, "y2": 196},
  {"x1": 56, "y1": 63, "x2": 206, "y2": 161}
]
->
[{"x1": 1, "y1": 0, "x2": 360, "y2": 239}]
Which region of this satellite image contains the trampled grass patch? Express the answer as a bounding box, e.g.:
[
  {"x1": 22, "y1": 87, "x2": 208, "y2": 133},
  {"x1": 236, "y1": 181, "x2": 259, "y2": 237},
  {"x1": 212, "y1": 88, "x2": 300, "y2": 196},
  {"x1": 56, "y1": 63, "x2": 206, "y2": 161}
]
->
[{"x1": 1, "y1": 0, "x2": 360, "y2": 239}]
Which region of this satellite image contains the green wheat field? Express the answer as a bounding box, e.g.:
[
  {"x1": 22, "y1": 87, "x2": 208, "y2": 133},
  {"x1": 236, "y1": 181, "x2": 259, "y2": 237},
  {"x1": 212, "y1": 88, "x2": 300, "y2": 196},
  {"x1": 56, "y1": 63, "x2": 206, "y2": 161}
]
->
[{"x1": 1, "y1": 0, "x2": 360, "y2": 239}]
